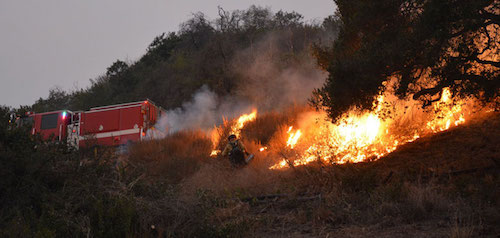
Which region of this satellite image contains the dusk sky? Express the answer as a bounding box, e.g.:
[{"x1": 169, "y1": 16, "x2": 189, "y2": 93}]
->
[{"x1": 0, "y1": 0, "x2": 336, "y2": 108}]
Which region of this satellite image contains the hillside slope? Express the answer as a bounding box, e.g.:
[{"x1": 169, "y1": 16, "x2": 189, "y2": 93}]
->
[
  {"x1": 375, "y1": 113, "x2": 499, "y2": 179},
  {"x1": 1, "y1": 107, "x2": 498, "y2": 237},
  {"x1": 242, "y1": 113, "x2": 500, "y2": 237},
  {"x1": 130, "y1": 112, "x2": 500, "y2": 237}
]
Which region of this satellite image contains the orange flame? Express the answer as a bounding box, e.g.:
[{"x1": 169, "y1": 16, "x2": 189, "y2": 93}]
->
[
  {"x1": 270, "y1": 88, "x2": 483, "y2": 169},
  {"x1": 230, "y1": 109, "x2": 257, "y2": 137},
  {"x1": 210, "y1": 109, "x2": 257, "y2": 157},
  {"x1": 210, "y1": 149, "x2": 221, "y2": 157},
  {"x1": 426, "y1": 88, "x2": 466, "y2": 132},
  {"x1": 286, "y1": 127, "x2": 302, "y2": 149}
]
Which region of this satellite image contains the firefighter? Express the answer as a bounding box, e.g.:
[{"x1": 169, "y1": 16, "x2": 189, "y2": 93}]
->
[{"x1": 221, "y1": 134, "x2": 250, "y2": 167}]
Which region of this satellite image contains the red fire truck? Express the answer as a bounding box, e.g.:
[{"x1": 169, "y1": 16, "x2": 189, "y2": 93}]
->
[{"x1": 19, "y1": 99, "x2": 164, "y2": 149}]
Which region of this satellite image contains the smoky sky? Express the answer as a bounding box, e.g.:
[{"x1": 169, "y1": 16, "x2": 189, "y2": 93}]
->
[{"x1": 0, "y1": 0, "x2": 336, "y2": 108}]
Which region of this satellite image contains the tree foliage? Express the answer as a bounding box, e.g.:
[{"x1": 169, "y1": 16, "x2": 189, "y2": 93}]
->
[
  {"x1": 30, "y1": 6, "x2": 336, "y2": 113},
  {"x1": 314, "y1": 0, "x2": 500, "y2": 121},
  {"x1": 31, "y1": 87, "x2": 72, "y2": 113}
]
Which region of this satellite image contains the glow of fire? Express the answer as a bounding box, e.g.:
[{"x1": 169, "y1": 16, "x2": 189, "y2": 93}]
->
[
  {"x1": 210, "y1": 150, "x2": 221, "y2": 157},
  {"x1": 270, "y1": 88, "x2": 473, "y2": 169},
  {"x1": 210, "y1": 109, "x2": 257, "y2": 157},
  {"x1": 286, "y1": 127, "x2": 302, "y2": 149},
  {"x1": 230, "y1": 109, "x2": 257, "y2": 137},
  {"x1": 426, "y1": 88, "x2": 465, "y2": 132},
  {"x1": 259, "y1": 147, "x2": 268, "y2": 152}
]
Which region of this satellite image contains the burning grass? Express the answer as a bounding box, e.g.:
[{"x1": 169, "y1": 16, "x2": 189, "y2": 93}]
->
[
  {"x1": 117, "y1": 96, "x2": 498, "y2": 236},
  {"x1": 123, "y1": 93, "x2": 498, "y2": 236},
  {"x1": 257, "y1": 88, "x2": 496, "y2": 169},
  {"x1": 83, "y1": 88, "x2": 498, "y2": 237},
  {"x1": 187, "y1": 84, "x2": 496, "y2": 175}
]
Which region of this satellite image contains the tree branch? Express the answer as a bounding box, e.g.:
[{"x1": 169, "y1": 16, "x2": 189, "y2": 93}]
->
[
  {"x1": 475, "y1": 59, "x2": 500, "y2": 68},
  {"x1": 480, "y1": 10, "x2": 500, "y2": 25},
  {"x1": 450, "y1": 54, "x2": 500, "y2": 68},
  {"x1": 413, "y1": 85, "x2": 444, "y2": 100}
]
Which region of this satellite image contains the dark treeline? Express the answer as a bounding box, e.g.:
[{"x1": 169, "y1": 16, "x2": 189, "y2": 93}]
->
[{"x1": 28, "y1": 6, "x2": 339, "y2": 113}]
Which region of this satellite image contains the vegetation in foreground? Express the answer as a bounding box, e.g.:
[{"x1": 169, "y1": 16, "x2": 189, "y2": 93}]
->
[{"x1": 1, "y1": 108, "x2": 498, "y2": 237}]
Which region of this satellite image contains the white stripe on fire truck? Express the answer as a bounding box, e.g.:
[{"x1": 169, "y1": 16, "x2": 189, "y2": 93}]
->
[{"x1": 79, "y1": 128, "x2": 141, "y2": 140}]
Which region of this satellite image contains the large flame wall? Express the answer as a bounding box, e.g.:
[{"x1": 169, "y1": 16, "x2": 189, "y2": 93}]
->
[{"x1": 209, "y1": 87, "x2": 494, "y2": 169}]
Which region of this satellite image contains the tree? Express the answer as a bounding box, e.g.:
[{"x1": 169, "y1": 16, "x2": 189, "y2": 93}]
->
[
  {"x1": 216, "y1": 6, "x2": 243, "y2": 33},
  {"x1": 143, "y1": 32, "x2": 181, "y2": 65},
  {"x1": 241, "y1": 5, "x2": 274, "y2": 31},
  {"x1": 274, "y1": 10, "x2": 303, "y2": 28},
  {"x1": 0, "y1": 105, "x2": 12, "y2": 131},
  {"x1": 32, "y1": 87, "x2": 72, "y2": 112},
  {"x1": 314, "y1": 0, "x2": 500, "y2": 121},
  {"x1": 106, "y1": 60, "x2": 128, "y2": 77}
]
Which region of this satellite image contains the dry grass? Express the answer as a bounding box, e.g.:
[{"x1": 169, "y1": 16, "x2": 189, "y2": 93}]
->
[
  {"x1": 241, "y1": 106, "x2": 307, "y2": 145},
  {"x1": 128, "y1": 130, "x2": 212, "y2": 183},
  {"x1": 448, "y1": 212, "x2": 477, "y2": 238},
  {"x1": 116, "y1": 112, "x2": 500, "y2": 237}
]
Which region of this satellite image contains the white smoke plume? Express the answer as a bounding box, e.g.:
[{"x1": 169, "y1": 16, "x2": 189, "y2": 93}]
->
[
  {"x1": 149, "y1": 31, "x2": 330, "y2": 138},
  {"x1": 148, "y1": 86, "x2": 254, "y2": 137},
  {"x1": 158, "y1": 85, "x2": 218, "y2": 133},
  {"x1": 232, "y1": 32, "x2": 327, "y2": 111}
]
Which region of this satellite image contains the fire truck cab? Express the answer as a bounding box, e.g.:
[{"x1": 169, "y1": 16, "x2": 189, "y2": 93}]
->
[{"x1": 28, "y1": 110, "x2": 74, "y2": 142}]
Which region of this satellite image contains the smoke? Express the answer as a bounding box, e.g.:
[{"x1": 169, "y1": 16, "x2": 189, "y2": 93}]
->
[
  {"x1": 149, "y1": 31, "x2": 330, "y2": 138},
  {"x1": 155, "y1": 86, "x2": 218, "y2": 134},
  {"x1": 232, "y1": 32, "x2": 327, "y2": 111},
  {"x1": 149, "y1": 85, "x2": 254, "y2": 137},
  {"x1": 150, "y1": 85, "x2": 250, "y2": 138}
]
